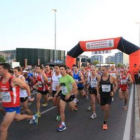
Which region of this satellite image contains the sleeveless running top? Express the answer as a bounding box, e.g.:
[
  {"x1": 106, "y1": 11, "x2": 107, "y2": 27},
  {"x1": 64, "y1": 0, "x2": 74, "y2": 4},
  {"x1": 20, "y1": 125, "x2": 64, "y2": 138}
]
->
[
  {"x1": 119, "y1": 74, "x2": 129, "y2": 90},
  {"x1": 45, "y1": 71, "x2": 52, "y2": 84},
  {"x1": 89, "y1": 76, "x2": 98, "y2": 89},
  {"x1": 99, "y1": 75, "x2": 113, "y2": 97},
  {"x1": 18, "y1": 75, "x2": 28, "y2": 98},
  {"x1": 73, "y1": 72, "x2": 84, "y2": 88},
  {"x1": 109, "y1": 69, "x2": 117, "y2": 78},
  {"x1": 0, "y1": 76, "x2": 20, "y2": 107},
  {"x1": 37, "y1": 74, "x2": 47, "y2": 91},
  {"x1": 52, "y1": 72, "x2": 62, "y2": 91}
]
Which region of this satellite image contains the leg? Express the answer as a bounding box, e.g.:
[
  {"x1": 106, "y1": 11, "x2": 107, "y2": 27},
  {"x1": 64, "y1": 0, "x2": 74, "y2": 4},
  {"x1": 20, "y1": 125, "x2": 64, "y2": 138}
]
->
[
  {"x1": 123, "y1": 89, "x2": 129, "y2": 110},
  {"x1": 119, "y1": 89, "x2": 124, "y2": 100},
  {"x1": 104, "y1": 104, "x2": 110, "y2": 122},
  {"x1": 14, "y1": 113, "x2": 33, "y2": 121},
  {"x1": 68, "y1": 101, "x2": 76, "y2": 111},
  {"x1": 59, "y1": 99, "x2": 67, "y2": 123},
  {"x1": 0, "y1": 112, "x2": 16, "y2": 140},
  {"x1": 56, "y1": 97, "x2": 60, "y2": 114},
  {"x1": 36, "y1": 93, "x2": 42, "y2": 113},
  {"x1": 22, "y1": 100, "x2": 33, "y2": 115},
  {"x1": 90, "y1": 94, "x2": 96, "y2": 114}
]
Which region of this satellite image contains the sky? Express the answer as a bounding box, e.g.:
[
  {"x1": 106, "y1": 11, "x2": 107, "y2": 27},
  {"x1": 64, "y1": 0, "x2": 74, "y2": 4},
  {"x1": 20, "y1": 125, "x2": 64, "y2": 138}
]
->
[{"x1": 0, "y1": 0, "x2": 140, "y2": 60}]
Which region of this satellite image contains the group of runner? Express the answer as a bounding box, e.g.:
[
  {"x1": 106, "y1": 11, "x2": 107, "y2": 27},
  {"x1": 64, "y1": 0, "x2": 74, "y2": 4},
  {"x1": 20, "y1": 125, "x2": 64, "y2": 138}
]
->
[{"x1": 0, "y1": 62, "x2": 133, "y2": 140}]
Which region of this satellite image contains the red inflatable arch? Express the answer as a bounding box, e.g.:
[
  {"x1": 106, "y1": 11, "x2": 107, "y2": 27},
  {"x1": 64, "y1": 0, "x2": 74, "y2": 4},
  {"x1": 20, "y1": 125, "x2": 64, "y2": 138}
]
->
[{"x1": 66, "y1": 37, "x2": 140, "y2": 72}]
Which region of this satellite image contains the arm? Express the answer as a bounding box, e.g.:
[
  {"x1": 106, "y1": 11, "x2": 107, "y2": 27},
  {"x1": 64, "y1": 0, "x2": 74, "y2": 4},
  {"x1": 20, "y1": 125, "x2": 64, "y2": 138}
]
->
[
  {"x1": 96, "y1": 75, "x2": 101, "y2": 98},
  {"x1": 112, "y1": 76, "x2": 118, "y2": 93},
  {"x1": 12, "y1": 77, "x2": 31, "y2": 97},
  {"x1": 78, "y1": 73, "x2": 84, "y2": 84},
  {"x1": 128, "y1": 74, "x2": 133, "y2": 84}
]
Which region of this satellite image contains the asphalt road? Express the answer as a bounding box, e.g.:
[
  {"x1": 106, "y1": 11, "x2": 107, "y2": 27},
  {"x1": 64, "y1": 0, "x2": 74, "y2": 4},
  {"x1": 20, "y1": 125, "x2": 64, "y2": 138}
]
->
[{"x1": 0, "y1": 90, "x2": 129, "y2": 140}]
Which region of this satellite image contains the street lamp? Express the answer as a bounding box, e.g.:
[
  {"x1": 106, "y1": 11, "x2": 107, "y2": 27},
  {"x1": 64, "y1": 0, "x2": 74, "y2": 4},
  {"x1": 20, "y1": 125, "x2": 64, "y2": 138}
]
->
[
  {"x1": 52, "y1": 9, "x2": 57, "y2": 62},
  {"x1": 136, "y1": 22, "x2": 140, "y2": 47}
]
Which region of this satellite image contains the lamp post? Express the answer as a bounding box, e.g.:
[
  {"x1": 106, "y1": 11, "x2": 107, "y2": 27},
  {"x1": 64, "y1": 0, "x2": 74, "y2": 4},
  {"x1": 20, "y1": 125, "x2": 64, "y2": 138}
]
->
[
  {"x1": 52, "y1": 9, "x2": 57, "y2": 62},
  {"x1": 136, "y1": 22, "x2": 140, "y2": 47}
]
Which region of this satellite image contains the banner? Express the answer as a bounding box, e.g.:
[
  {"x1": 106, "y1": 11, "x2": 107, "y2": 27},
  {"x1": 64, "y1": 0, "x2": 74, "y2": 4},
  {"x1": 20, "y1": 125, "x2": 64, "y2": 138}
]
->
[
  {"x1": 91, "y1": 50, "x2": 111, "y2": 55},
  {"x1": 86, "y1": 39, "x2": 114, "y2": 50}
]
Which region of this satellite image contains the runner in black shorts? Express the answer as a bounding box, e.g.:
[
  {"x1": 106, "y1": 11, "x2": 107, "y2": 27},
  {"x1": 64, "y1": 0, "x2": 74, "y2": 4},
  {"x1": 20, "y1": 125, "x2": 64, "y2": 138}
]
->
[
  {"x1": 51, "y1": 64, "x2": 62, "y2": 121},
  {"x1": 87, "y1": 67, "x2": 100, "y2": 119},
  {"x1": 97, "y1": 66, "x2": 117, "y2": 130},
  {"x1": 57, "y1": 65, "x2": 77, "y2": 132}
]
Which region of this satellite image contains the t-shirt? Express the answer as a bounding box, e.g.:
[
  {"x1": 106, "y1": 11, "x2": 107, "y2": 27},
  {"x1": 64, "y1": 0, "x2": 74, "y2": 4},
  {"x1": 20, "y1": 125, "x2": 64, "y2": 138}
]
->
[
  {"x1": 59, "y1": 74, "x2": 75, "y2": 96},
  {"x1": 133, "y1": 67, "x2": 139, "y2": 74}
]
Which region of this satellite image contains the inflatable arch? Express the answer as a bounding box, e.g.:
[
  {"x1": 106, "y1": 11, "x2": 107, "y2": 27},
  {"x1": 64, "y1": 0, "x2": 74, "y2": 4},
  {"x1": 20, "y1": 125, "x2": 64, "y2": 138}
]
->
[{"x1": 66, "y1": 37, "x2": 140, "y2": 72}]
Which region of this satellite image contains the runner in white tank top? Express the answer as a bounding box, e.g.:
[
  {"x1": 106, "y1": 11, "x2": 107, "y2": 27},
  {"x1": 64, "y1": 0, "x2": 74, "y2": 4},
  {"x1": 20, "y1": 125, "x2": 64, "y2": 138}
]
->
[
  {"x1": 51, "y1": 65, "x2": 62, "y2": 121},
  {"x1": 13, "y1": 67, "x2": 33, "y2": 115}
]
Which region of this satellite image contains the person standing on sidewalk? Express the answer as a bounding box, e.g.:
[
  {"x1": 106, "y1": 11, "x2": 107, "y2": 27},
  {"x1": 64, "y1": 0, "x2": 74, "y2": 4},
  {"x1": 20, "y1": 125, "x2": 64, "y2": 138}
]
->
[{"x1": 133, "y1": 64, "x2": 139, "y2": 84}]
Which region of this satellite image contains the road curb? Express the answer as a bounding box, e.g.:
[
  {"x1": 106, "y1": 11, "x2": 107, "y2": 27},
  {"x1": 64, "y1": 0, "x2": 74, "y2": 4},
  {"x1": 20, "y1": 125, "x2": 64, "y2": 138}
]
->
[
  {"x1": 123, "y1": 84, "x2": 134, "y2": 140},
  {"x1": 135, "y1": 85, "x2": 140, "y2": 140}
]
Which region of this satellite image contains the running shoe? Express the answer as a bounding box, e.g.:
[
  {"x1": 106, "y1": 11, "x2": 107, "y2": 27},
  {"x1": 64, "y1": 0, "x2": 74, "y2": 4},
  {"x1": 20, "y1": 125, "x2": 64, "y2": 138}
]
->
[
  {"x1": 56, "y1": 115, "x2": 61, "y2": 121},
  {"x1": 85, "y1": 96, "x2": 89, "y2": 101},
  {"x1": 90, "y1": 114, "x2": 97, "y2": 119},
  {"x1": 74, "y1": 105, "x2": 78, "y2": 111},
  {"x1": 102, "y1": 124, "x2": 108, "y2": 130},
  {"x1": 33, "y1": 114, "x2": 39, "y2": 125},
  {"x1": 112, "y1": 97, "x2": 114, "y2": 101},
  {"x1": 87, "y1": 106, "x2": 92, "y2": 111},
  {"x1": 42, "y1": 102, "x2": 48, "y2": 107},
  {"x1": 57, "y1": 124, "x2": 66, "y2": 132}
]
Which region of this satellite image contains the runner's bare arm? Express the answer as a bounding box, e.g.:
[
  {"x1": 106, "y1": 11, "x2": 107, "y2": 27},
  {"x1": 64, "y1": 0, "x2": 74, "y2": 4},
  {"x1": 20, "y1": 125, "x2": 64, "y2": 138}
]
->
[
  {"x1": 96, "y1": 75, "x2": 101, "y2": 95},
  {"x1": 12, "y1": 77, "x2": 31, "y2": 96},
  {"x1": 128, "y1": 74, "x2": 133, "y2": 84},
  {"x1": 69, "y1": 82, "x2": 77, "y2": 95},
  {"x1": 78, "y1": 73, "x2": 84, "y2": 83},
  {"x1": 112, "y1": 76, "x2": 118, "y2": 93},
  {"x1": 42, "y1": 72, "x2": 48, "y2": 83}
]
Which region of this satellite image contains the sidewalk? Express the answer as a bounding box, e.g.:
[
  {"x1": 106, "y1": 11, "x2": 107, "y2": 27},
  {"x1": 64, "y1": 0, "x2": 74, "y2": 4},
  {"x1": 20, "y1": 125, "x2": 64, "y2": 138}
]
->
[{"x1": 135, "y1": 85, "x2": 140, "y2": 140}]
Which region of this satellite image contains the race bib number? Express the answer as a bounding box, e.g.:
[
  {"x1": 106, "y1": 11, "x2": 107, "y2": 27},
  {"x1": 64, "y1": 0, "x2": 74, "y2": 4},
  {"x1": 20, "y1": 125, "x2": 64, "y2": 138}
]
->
[
  {"x1": 61, "y1": 86, "x2": 68, "y2": 95},
  {"x1": 74, "y1": 79, "x2": 78, "y2": 82},
  {"x1": 38, "y1": 81, "x2": 42, "y2": 87},
  {"x1": 52, "y1": 81, "x2": 59, "y2": 90},
  {"x1": 121, "y1": 80, "x2": 127, "y2": 85},
  {"x1": 1, "y1": 92, "x2": 11, "y2": 102},
  {"x1": 91, "y1": 80, "x2": 97, "y2": 87},
  {"x1": 102, "y1": 85, "x2": 111, "y2": 92},
  {"x1": 110, "y1": 73, "x2": 116, "y2": 78},
  {"x1": 48, "y1": 77, "x2": 51, "y2": 82}
]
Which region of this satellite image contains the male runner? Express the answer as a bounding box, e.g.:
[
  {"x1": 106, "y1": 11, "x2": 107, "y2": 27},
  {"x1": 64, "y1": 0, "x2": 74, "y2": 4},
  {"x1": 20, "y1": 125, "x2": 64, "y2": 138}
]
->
[
  {"x1": 51, "y1": 64, "x2": 62, "y2": 121},
  {"x1": 97, "y1": 66, "x2": 117, "y2": 130},
  {"x1": 0, "y1": 63, "x2": 38, "y2": 140},
  {"x1": 57, "y1": 65, "x2": 77, "y2": 132}
]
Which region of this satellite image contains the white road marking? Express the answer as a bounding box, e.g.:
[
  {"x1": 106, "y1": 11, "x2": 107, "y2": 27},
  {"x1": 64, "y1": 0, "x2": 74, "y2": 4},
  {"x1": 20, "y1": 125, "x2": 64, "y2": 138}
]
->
[
  {"x1": 123, "y1": 85, "x2": 134, "y2": 140},
  {"x1": 41, "y1": 106, "x2": 57, "y2": 115}
]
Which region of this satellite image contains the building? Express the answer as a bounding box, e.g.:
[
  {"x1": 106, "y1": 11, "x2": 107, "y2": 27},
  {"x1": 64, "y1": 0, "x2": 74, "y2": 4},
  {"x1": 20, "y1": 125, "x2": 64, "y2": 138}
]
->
[
  {"x1": 76, "y1": 55, "x2": 90, "y2": 67},
  {"x1": 105, "y1": 56, "x2": 115, "y2": 64},
  {"x1": 91, "y1": 55, "x2": 103, "y2": 63},
  {"x1": 115, "y1": 52, "x2": 129, "y2": 65},
  {"x1": 0, "y1": 50, "x2": 16, "y2": 63},
  {"x1": 16, "y1": 48, "x2": 65, "y2": 66}
]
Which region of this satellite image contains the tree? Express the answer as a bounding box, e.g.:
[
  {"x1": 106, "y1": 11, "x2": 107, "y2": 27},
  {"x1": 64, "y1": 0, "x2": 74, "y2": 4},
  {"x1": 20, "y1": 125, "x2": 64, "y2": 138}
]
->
[
  {"x1": 92, "y1": 60, "x2": 100, "y2": 66},
  {"x1": 0, "y1": 56, "x2": 6, "y2": 63},
  {"x1": 110, "y1": 62, "x2": 115, "y2": 64},
  {"x1": 117, "y1": 63, "x2": 123, "y2": 67}
]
